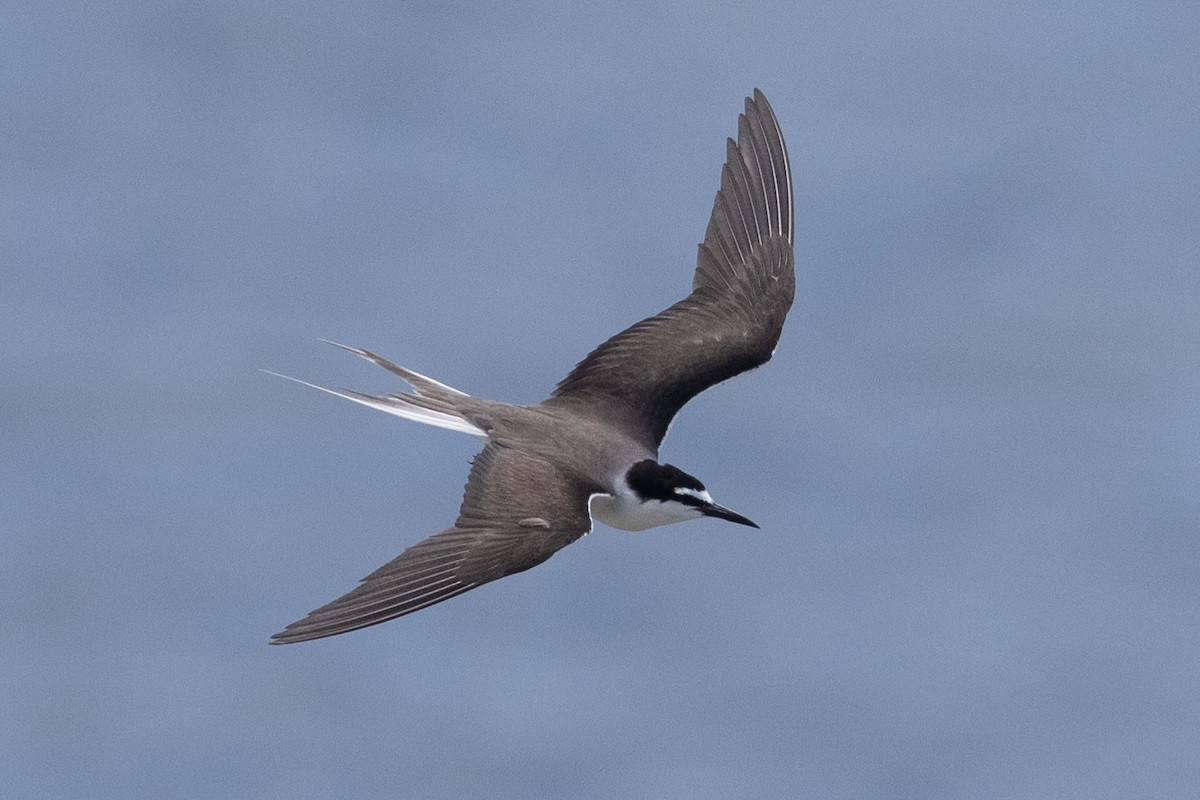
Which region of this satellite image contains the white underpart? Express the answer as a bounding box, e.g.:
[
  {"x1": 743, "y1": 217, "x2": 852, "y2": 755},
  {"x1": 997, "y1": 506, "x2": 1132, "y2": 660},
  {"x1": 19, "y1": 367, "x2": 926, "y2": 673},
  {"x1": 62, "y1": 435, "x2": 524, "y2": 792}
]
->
[
  {"x1": 261, "y1": 371, "x2": 489, "y2": 441},
  {"x1": 589, "y1": 484, "x2": 706, "y2": 532}
]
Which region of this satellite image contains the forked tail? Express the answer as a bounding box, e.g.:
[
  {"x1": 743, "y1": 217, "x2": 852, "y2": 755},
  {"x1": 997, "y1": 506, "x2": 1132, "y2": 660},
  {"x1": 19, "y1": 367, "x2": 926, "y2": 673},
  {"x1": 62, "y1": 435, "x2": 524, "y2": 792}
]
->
[{"x1": 263, "y1": 340, "x2": 489, "y2": 440}]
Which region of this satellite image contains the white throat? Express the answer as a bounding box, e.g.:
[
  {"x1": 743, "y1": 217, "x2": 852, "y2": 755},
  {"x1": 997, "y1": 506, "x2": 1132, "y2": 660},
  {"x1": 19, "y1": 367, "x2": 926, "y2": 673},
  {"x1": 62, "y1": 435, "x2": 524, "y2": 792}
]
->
[{"x1": 589, "y1": 484, "x2": 711, "y2": 532}]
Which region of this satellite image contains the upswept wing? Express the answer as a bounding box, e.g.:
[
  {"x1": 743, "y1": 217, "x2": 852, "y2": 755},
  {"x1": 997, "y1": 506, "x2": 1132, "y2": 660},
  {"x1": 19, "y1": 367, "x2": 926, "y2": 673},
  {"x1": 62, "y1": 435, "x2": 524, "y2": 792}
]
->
[
  {"x1": 271, "y1": 444, "x2": 594, "y2": 643},
  {"x1": 546, "y1": 89, "x2": 794, "y2": 448}
]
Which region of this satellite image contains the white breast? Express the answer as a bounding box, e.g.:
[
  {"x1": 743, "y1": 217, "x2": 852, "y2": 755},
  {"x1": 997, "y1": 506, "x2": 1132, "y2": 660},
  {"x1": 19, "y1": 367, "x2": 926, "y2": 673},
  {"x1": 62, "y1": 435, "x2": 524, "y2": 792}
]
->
[{"x1": 589, "y1": 490, "x2": 704, "y2": 532}]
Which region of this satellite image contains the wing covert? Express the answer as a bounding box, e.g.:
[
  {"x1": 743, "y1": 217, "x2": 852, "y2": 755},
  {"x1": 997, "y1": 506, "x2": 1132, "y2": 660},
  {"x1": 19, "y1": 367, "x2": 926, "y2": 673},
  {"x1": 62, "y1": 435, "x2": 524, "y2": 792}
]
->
[
  {"x1": 271, "y1": 444, "x2": 594, "y2": 643},
  {"x1": 545, "y1": 89, "x2": 794, "y2": 448}
]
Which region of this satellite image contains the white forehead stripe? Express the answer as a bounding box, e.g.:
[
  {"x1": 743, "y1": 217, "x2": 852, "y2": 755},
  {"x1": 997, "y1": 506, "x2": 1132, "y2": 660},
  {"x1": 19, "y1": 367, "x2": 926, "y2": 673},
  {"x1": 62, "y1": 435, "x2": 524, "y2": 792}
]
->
[{"x1": 673, "y1": 487, "x2": 713, "y2": 503}]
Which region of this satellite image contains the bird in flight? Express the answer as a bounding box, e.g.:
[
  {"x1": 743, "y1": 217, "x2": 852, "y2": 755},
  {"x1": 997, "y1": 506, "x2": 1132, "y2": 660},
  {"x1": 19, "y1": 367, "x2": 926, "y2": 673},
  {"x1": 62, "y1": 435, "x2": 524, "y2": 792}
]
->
[{"x1": 269, "y1": 89, "x2": 793, "y2": 643}]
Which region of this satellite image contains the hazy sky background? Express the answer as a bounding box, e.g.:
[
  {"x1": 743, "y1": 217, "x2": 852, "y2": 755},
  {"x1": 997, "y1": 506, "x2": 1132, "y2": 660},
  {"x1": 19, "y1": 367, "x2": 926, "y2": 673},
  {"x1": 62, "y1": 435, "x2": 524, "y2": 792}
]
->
[{"x1": 4, "y1": 2, "x2": 1198, "y2": 797}]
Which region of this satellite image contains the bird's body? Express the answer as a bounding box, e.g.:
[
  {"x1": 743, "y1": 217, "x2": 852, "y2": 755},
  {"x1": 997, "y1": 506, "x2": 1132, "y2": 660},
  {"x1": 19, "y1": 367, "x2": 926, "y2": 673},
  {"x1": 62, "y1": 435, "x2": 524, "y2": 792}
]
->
[{"x1": 270, "y1": 90, "x2": 793, "y2": 643}]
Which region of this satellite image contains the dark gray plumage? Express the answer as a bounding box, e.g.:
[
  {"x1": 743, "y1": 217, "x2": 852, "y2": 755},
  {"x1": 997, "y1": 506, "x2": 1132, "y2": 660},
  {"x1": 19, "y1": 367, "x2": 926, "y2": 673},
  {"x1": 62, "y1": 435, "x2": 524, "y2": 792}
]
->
[
  {"x1": 547, "y1": 88, "x2": 794, "y2": 447},
  {"x1": 271, "y1": 90, "x2": 793, "y2": 643}
]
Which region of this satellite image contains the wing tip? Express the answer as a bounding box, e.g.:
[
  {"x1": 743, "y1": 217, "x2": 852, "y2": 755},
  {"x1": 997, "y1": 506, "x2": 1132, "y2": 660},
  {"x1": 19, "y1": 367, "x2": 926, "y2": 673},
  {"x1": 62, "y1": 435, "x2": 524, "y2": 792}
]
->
[{"x1": 744, "y1": 88, "x2": 793, "y2": 245}]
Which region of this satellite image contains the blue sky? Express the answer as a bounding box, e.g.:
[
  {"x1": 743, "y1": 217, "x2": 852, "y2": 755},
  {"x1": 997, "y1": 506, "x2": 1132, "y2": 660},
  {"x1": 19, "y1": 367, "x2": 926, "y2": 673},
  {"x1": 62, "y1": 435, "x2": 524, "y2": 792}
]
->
[{"x1": 3, "y1": 2, "x2": 1198, "y2": 797}]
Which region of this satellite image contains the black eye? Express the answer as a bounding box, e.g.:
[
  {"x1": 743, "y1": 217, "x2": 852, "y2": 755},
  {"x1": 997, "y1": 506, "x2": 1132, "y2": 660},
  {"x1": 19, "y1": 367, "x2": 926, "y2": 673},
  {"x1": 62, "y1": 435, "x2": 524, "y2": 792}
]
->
[
  {"x1": 627, "y1": 460, "x2": 707, "y2": 502},
  {"x1": 660, "y1": 464, "x2": 705, "y2": 492}
]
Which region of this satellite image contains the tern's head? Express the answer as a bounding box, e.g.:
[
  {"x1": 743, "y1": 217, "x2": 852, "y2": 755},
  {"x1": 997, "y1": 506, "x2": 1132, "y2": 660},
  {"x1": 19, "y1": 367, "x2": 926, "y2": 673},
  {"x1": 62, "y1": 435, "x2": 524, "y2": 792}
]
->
[{"x1": 620, "y1": 459, "x2": 758, "y2": 530}]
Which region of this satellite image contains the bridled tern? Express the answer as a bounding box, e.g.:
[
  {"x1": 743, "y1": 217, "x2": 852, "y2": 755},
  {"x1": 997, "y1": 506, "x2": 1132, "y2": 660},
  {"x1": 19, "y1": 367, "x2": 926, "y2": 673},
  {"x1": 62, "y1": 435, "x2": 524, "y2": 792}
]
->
[{"x1": 269, "y1": 89, "x2": 793, "y2": 643}]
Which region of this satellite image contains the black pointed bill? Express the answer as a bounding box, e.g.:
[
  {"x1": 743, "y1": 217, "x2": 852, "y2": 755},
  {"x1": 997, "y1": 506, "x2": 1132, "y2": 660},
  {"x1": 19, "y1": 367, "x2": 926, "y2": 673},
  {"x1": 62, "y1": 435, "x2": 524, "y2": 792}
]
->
[{"x1": 700, "y1": 501, "x2": 759, "y2": 528}]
